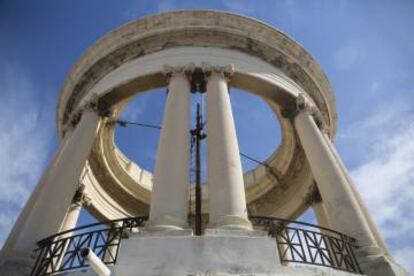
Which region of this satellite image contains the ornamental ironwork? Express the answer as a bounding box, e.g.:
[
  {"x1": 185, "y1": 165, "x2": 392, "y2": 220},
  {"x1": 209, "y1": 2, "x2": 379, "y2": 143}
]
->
[
  {"x1": 249, "y1": 216, "x2": 362, "y2": 273},
  {"x1": 30, "y1": 216, "x2": 148, "y2": 276},
  {"x1": 31, "y1": 215, "x2": 361, "y2": 275}
]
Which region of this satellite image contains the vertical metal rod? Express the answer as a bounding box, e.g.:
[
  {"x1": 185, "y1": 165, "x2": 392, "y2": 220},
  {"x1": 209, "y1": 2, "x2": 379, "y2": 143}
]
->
[{"x1": 195, "y1": 103, "x2": 203, "y2": 236}]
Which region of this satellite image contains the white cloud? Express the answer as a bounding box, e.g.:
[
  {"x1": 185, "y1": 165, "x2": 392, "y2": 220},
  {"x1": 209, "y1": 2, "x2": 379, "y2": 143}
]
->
[
  {"x1": 394, "y1": 247, "x2": 414, "y2": 273},
  {"x1": 351, "y1": 120, "x2": 414, "y2": 237},
  {"x1": 333, "y1": 41, "x2": 364, "y2": 70},
  {"x1": 0, "y1": 63, "x2": 52, "y2": 246},
  {"x1": 338, "y1": 99, "x2": 414, "y2": 271},
  {"x1": 121, "y1": 101, "x2": 145, "y2": 121}
]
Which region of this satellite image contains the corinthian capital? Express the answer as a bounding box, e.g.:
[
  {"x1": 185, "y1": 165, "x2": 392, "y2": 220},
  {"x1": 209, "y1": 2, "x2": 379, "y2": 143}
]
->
[
  {"x1": 201, "y1": 63, "x2": 234, "y2": 82},
  {"x1": 72, "y1": 184, "x2": 92, "y2": 207},
  {"x1": 64, "y1": 94, "x2": 111, "y2": 134},
  {"x1": 296, "y1": 93, "x2": 317, "y2": 115},
  {"x1": 303, "y1": 184, "x2": 322, "y2": 206},
  {"x1": 163, "y1": 63, "x2": 196, "y2": 81}
]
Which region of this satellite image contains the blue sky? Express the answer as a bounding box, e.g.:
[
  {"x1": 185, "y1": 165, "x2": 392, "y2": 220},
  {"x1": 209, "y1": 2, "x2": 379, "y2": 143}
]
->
[{"x1": 1, "y1": 0, "x2": 413, "y2": 272}]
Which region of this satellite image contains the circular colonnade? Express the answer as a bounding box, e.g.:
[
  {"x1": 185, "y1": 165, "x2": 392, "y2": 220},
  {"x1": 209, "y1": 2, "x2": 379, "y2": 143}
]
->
[
  {"x1": 3, "y1": 10, "x2": 404, "y2": 276},
  {"x1": 57, "y1": 10, "x2": 336, "y2": 222}
]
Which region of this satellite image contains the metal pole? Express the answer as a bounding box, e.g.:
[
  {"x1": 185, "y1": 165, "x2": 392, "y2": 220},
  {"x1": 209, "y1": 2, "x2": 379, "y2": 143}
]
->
[{"x1": 194, "y1": 103, "x2": 203, "y2": 235}]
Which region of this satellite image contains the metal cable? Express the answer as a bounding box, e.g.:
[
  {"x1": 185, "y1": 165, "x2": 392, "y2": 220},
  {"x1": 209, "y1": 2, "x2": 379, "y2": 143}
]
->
[{"x1": 115, "y1": 119, "x2": 277, "y2": 179}]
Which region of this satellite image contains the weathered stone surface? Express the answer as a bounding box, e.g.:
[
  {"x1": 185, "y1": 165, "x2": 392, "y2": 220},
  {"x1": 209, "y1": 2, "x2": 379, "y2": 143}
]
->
[{"x1": 55, "y1": 234, "x2": 362, "y2": 276}]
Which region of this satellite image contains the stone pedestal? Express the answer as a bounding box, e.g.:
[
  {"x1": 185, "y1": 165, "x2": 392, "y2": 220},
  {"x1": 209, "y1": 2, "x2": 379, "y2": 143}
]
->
[
  {"x1": 0, "y1": 255, "x2": 34, "y2": 276},
  {"x1": 115, "y1": 232, "x2": 279, "y2": 275},
  {"x1": 59, "y1": 233, "x2": 366, "y2": 276}
]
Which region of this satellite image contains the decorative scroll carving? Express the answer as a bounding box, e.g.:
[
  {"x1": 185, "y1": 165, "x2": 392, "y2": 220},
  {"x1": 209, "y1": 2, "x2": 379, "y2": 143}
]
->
[
  {"x1": 72, "y1": 184, "x2": 92, "y2": 207},
  {"x1": 303, "y1": 183, "x2": 322, "y2": 206},
  {"x1": 64, "y1": 94, "x2": 111, "y2": 136},
  {"x1": 162, "y1": 63, "x2": 196, "y2": 80},
  {"x1": 286, "y1": 93, "x2": 330, "y2": 135},
  {"x1": 296, "y1": 93, "x2": 318, "y2": 115},
  {"x1": 201, "y1": 63, "x2": 234, "y2": 82},
  {"x1": 320, "y1": 122, "x2": 330, "y2": 136}
]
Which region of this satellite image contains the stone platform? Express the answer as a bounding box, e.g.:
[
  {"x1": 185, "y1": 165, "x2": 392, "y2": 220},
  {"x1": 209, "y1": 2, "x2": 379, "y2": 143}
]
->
[{"x1": 62, "y1": 230, "x2": 361, "y2": 276}]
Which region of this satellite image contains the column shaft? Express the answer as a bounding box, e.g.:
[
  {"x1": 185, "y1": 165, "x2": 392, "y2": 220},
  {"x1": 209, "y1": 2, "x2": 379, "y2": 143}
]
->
[
  {"x1": 148, "y1": 71, "x2": 190, "y2": 229},
  {"x1": 1, "y1": 108, "x2": 101, "y2": 258},
  {"x1": 313, "y1": 201, "x2": 331, "y2": 229},
  {"x1": 55, "y1": 199, "x2": 83, "y2": 271},
  {"x1": 0, "y1": 128, "x2": 75, "y2": 260},
  {"x1": 60, "y1": 203, "x2": 82, "y2": 233},
  {"x1": 322, "y1": 133, "x2": 390, "y2": 255},
  {"x1": 206, "y1": 72, "x2": 250, "y2": 229},
  {"x1": 104, "y1": 222, "x2": 122, "y2": 263},
  {"x1": 294, "y1": 111, "x2": 376, "y2": 247},
  {"x1": 312, "y1": 200, "x2": 338, "y2": 267}
]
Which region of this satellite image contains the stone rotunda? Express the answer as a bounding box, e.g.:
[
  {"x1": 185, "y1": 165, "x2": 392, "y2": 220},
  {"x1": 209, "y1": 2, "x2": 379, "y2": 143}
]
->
[{"x1": 0, "y1": 10, "x2": 406, "y2": 276}]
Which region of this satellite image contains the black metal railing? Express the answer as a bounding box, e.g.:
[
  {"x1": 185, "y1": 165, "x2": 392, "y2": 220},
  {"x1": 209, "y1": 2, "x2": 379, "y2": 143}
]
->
[
  {"x1": 249, "y1": 216, "x2": 362, "y2": 274},
  {"x1": 30, "y1": 216, "x2": 148, "y2": 276},
  {"x1": 31, "y1": 215, "x2": 361, "y2": 275}
]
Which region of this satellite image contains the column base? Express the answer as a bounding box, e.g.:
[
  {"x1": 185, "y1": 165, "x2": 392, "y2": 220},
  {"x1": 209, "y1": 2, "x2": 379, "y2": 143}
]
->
[
  {"x1": 210, "y1": 215, "x2": 253, "y2": 230},
  {"x1": 145, "y1": 215, "x2": 189, "y2": 231},
  {"x1": 355, "y1": 246, "x2": 408, "y2": 276},
  {"x1": 0, "y1": 252, "x2": 35, "y2": 276}
]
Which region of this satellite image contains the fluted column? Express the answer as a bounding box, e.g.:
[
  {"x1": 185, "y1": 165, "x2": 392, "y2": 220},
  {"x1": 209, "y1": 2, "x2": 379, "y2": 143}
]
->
[
  {"x1": 203, "y1": 64, "x2": 251, "y2": 229},
  {"x1": 0, "y1": 96, "x2": 103, "y2": 269},
  {"x1": 293, "y1": 94, "x2": 377, "y2": 247},
  {"x1": 147, "y1": 64, "x2": 193, "y2": 230}
]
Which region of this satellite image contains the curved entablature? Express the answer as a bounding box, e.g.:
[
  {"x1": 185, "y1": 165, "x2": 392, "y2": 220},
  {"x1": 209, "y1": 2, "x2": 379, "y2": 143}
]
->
[{"x1": 57, "y1": 10, "x2": 336, "y2": 136}]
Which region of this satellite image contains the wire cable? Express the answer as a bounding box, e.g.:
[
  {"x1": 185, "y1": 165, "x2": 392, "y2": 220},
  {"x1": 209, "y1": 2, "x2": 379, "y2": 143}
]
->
[{"x1": 116, "y1": 119, "x2": 277, "y2": 179}]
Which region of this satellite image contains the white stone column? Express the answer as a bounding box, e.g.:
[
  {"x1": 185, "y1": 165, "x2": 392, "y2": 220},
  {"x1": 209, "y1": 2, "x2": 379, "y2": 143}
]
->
[
  {"x1": 293, "y1": 96, "x2": 406, "y2": 275},
  {"x1": 204, "y1": 64, "x2": 251, "y2": 229},
  {"x1": 293, "y1": 94, "x2": 377, "y2": 248},
  {"x1": 312, "y1": 201, "x2": 331, "y2": 229},
  {"x1": 54, "y1": 184, "x2": 91, "y2": 270},
  {"x1": 104, "y1": 222, "x2": 122, "y2": 263},
  {"x1": 306, "y1": 186, "x2": 338, "y2": 266},
  {"x1": 147, "y1": 65, "x2": 193, "y2": 230},
  {"x1": 60, "y1": 184, "x2": 91, "y2": 233},
  {"x1": 321, "y1": 130, "x2": 391, "y2": 256},
  {"x1": 0, "y1": 97, "x2": 103, "y2": 265}
]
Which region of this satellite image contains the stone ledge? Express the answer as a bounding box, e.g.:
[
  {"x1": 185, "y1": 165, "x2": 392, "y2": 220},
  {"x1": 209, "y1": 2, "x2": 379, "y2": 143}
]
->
[{"x1": 204, "y1": 228, "x2": 268, "y2": 237}]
